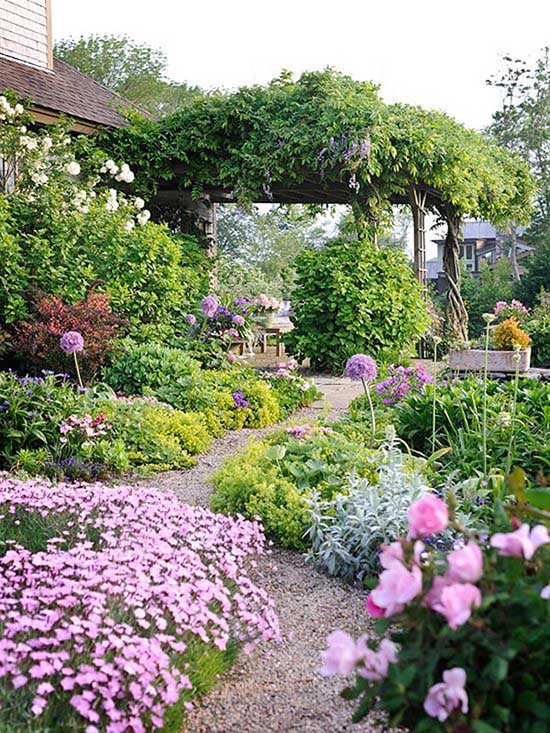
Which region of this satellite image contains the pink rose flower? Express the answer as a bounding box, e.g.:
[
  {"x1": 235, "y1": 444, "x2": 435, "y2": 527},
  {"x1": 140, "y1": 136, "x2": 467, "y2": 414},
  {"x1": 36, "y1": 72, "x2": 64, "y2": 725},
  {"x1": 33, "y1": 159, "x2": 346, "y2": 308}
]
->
[
  {"x1": 490, "y1": 524, "x2": 549, "y2": 560},
  {"x1": 431, "y1": 582, "x2": 481, "y2": 629},
  {"x1": 447, "y1": 542, "x2": 483, "y2": 583},
  {"x1": 379, "y1": 541, "x2": 404, "y2": 569},
  {"x1": 356, "y1": 638, "x2": 398, "y2": 681},
  {"x1": 320, "y1": 630, "x2": 359, "y2": 676},
  {"x1": 407, "y1": 495, "x2": 448, "y2": 538},
  {"x1": 424, "y1": 668, "x2": 469, "y2": 722},
  {"x1": 423, "y1": 575, "x2": 453, "y2": 610},
  {"x1": 370, "y1": 562, "x2": 423, "y2": 617},
  {"x1": 366, "y1": 594, "x2": 386, "y2": 618}
]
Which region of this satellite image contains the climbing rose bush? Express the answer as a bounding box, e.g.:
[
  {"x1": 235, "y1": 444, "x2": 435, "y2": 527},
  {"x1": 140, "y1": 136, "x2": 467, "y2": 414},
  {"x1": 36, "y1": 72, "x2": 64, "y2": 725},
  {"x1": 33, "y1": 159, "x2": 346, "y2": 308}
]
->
[
  {"x1": 322, "y1": 496, "x2": 550, "y2": 732},
  {"x1": 0, "y1": 476, "x2": 280, "y2": 732}
]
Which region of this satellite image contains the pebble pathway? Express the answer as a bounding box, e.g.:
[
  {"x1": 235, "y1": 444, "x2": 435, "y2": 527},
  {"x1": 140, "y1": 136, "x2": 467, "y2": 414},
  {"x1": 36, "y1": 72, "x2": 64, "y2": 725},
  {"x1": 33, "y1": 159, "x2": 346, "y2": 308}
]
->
[{"x1": 145, "y1": 377, "x2": 393, "y2": 732}]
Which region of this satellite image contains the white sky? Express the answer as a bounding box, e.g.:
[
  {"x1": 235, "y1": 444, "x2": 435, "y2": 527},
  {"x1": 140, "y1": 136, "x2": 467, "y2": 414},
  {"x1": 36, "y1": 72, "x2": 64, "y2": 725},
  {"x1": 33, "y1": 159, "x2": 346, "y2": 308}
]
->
[{"x1": 52, "y1": 0, "x2": 549, "y2": 256}]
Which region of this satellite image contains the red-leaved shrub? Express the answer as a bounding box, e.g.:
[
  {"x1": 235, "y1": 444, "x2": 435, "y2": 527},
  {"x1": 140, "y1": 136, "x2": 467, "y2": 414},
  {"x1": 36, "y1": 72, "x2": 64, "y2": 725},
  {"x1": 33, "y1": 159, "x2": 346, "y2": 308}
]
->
[{"x1": 12, "y1": 291, "x2": 121, "y2": 380}]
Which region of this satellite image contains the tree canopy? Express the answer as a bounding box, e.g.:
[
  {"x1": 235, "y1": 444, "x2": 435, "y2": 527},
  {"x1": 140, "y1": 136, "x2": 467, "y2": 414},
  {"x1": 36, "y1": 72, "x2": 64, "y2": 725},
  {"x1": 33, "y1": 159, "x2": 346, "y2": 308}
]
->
[
  {"x1": 55, "y1": 34, "x2": 203, "y2": 116},
  {"x1": 487, "y1": 48, "x2": 549, "y2": 246},
  {"x1": 104, "y1": 68, "x2": 534, "y2": 227}
]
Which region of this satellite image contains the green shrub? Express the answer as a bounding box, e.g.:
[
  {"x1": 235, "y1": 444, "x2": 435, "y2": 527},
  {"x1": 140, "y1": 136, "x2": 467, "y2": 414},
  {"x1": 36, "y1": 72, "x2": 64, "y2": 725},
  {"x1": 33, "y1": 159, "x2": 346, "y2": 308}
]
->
[
  {"x1": 284, "y1": 239, "x2": 429, "y2": 371},
  {"x1": 99, "y1": 396, "x2": 213, "y2": 472},
  {"x1": 1, "y1": 195, "x2": 207, "y2": 337},
  {"x1": 103, "y1": 341, "x2": 201, "y2": 398},
  {"x1": 395, "y1": 377, "x2": 550, "y2": 480},
  {"x1": 461, "y1": 259, "x2": 514, "y2": 339},
  {"x1": 524, "y1": 291, "x2": 550, "y2": 366},
  {"x1": 0, "y1": 372, "x2": 128, "y2": 478},
  {"x1": 211, "y1": 426, "x2": 378, "y2": 549}
]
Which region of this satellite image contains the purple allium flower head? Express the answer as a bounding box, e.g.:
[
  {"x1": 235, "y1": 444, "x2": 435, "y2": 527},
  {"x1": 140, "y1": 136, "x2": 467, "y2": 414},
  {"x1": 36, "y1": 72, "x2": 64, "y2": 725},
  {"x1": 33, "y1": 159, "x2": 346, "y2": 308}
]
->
[
  {"x1": 184, "y1": 313, "x2": 197, "y2": 326},
  {"x1": 227, "y1": 328, "x2": 239, "y2": 338},
  {"x1": 59, "y1": 331, "x2": 84, "y2": 354},
  {"x1": 201, "y1": 294, "x2": 219, "y2": 318},
  {"x1": 232, "y1": 315, "x2": 245, "y2": 327},
  {"x1": 345, "y1": 354, "x2": 377, "y2": 382}
]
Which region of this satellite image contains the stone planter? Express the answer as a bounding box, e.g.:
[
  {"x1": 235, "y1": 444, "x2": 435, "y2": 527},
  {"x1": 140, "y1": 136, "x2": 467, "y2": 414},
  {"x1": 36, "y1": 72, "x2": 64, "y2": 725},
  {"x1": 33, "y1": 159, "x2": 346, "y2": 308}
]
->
[{"x1": 449, "y1": 347, "x2": 531, "y2": 374}]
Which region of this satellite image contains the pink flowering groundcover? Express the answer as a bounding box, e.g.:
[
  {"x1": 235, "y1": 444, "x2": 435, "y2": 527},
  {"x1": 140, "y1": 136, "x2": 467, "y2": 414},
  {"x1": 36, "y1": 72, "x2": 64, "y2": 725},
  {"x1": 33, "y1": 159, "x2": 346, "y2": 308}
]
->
[{"x1": 0, "y1": 476, "x2": 280, "y2": 732}]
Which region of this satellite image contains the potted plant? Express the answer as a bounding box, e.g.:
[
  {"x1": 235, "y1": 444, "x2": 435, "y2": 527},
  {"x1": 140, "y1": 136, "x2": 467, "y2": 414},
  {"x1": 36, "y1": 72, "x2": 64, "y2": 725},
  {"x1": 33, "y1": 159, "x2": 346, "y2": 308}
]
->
[{"x1": 449, "y1": 302, "x2": 532, "y2": 374}]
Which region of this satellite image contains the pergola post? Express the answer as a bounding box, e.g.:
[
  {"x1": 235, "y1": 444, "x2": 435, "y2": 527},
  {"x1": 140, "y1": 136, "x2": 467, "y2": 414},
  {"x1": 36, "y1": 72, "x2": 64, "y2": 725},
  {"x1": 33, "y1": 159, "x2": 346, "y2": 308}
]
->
[
  {"x1": 151, "y1": 190, "x2": 217, "y2": 258},
  {"x1": 409, "y1": 187, "x2": 428, "y2": 295},
  {"x1": 441, "y1": 206, "x2": 468, "y2": 344}
]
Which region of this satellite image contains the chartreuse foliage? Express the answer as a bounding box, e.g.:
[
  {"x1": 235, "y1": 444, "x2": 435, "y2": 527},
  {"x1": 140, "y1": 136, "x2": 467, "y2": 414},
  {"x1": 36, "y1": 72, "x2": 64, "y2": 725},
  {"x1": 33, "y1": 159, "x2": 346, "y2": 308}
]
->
[
  {"x1": 0, "y1": 351, "x2": 320, "y2": 478},
  {"x1": 211, "y1": 426, "x2": 379, "y2": 550},
  {"x1": 283, "y1": 239, "x2": 429, "y2": 370},
  {"x1": 104, "y1": 69, "x2": 533, "y2": 225}
]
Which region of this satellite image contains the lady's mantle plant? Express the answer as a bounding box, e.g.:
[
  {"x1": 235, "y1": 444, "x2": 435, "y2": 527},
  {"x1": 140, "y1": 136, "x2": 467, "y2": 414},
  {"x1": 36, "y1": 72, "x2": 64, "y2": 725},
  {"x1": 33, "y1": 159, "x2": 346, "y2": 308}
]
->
[{"x1": 321, "y1": 494, "x2": 550, "y2": 732}]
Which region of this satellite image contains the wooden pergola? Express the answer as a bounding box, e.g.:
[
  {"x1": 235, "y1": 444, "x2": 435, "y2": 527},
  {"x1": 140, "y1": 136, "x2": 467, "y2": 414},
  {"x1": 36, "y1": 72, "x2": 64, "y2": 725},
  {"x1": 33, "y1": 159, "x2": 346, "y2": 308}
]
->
[{"x1": 154, "y1": 167, "x2": 434, "y2": 289}]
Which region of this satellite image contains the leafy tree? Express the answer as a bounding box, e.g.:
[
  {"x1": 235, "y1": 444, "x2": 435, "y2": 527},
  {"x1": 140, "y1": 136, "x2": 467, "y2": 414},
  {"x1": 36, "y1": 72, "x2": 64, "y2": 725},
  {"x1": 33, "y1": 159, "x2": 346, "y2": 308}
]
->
[
  {"x1": 216, "y1": 205, "x2": 326, "y2": 297},
  {"x1": 515, "y1": 239, "x2": 550, "y2": 307},
  {"x1": 336, "y1": 205, "x2": 410, "y2": 251},
  {"x1": 54, "y1": 34, "x2": 203, "y2": 116},
  {"x1": 461, "y1": 259, "x2": 514, "y2": 338},
  {"x1": 487, "y1": 48, "x2": 550, "y2": 277}
]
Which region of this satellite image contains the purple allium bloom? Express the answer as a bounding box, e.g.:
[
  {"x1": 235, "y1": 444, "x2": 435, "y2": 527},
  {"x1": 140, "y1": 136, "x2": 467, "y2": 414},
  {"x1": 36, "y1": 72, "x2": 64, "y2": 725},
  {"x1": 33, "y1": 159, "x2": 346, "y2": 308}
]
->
[
  {"x1": 184, "y1": 314, "x2": 197, "y2": 326},
  {"x1": 232, "y1": 390, "x2": 249, "y2": 409},
  {"x1": 59, "y1": 331, "x2": 84, "y2": 354},
  {"x1": 232, "y1": 315, "x2": 245, "y2": 327},
  {"x1": 345, "y1": 354, "x2": 377, "y2": 382},
  {"x1": 227, "y1": 328, "x2": 239, "y2": 338},
  {"x1": 201, "y1": 294, "x2": 219, "y2": 318}
]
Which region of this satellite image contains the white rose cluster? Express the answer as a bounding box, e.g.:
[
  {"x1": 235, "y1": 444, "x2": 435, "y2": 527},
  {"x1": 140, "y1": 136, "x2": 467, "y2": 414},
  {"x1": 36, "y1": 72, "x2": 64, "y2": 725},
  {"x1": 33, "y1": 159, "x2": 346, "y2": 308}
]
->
[
  {"x1": 0, "y1": 95, "x2": 18, "y2": 121},
  {"x1": 100, "y1": 159, "x2": 134, "y2": 183}
]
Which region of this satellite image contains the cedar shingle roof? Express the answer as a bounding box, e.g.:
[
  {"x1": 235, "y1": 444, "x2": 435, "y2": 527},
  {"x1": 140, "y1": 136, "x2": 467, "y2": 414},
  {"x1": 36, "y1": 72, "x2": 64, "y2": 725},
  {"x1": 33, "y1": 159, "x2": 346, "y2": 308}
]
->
[{"x1": 0, "y1": 56, "x2": 150, "y2": 128}]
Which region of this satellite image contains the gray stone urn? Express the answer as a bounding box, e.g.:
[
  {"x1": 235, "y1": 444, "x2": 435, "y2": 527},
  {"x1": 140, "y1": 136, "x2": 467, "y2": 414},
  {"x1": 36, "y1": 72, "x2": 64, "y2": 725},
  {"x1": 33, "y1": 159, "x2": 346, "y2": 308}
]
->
[{"x1": 448, "y1": 347, "x2": 531, "y2": 374}]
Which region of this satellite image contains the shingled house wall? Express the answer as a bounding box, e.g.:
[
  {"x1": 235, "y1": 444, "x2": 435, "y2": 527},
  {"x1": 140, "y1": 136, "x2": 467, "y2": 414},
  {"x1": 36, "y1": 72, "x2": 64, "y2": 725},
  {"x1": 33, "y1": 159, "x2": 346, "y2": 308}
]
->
[{"x1": 0, "y1": 0, "x2": 51, "y2": 70}]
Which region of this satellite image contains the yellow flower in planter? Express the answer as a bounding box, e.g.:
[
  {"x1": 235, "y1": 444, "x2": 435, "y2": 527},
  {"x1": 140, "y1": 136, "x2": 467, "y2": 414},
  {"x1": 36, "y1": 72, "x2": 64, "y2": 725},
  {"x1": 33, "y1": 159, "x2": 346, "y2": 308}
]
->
[{"x1": 493, "y1": 318, "x2": 531, "y2": 351}]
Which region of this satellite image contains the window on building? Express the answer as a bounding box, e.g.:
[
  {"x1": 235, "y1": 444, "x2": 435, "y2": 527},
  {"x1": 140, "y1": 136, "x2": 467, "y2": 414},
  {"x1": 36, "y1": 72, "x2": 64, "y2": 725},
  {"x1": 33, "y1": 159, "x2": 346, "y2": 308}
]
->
[{"x1": 459, "y1": 242, "x2": 476, "y2": 271}]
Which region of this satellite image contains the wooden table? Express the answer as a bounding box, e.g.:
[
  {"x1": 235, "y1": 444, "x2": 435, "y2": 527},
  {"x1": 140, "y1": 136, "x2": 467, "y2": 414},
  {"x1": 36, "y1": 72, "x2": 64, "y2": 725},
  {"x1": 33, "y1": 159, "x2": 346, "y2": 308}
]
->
[{"x1": 259, "y1": 327, "x2": 284, "y2": 356}]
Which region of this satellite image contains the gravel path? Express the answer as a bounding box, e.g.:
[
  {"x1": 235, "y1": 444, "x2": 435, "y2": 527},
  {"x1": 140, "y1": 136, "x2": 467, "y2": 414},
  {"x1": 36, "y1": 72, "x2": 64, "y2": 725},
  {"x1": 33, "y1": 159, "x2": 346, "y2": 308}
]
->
[{"x1": 145, "y1": 377, "x2": 389, "y2": 732}]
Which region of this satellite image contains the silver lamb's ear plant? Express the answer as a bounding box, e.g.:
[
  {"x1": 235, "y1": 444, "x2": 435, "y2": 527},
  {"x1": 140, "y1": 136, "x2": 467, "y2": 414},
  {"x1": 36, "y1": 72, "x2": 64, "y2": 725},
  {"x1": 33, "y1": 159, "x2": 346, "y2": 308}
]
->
[{"x1": 304, "y1": 433, "x2": 431, "y2": 580}]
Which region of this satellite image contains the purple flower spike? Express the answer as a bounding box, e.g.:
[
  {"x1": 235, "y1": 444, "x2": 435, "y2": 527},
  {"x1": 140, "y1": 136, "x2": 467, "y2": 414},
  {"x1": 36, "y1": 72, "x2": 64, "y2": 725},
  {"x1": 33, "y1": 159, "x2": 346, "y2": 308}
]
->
[
  {"x1": 59, "y1": 331, "x2": 84, "y2": 354},
  {"x1": 345, "y1": 354, "x2": 377, "y2": 382}
]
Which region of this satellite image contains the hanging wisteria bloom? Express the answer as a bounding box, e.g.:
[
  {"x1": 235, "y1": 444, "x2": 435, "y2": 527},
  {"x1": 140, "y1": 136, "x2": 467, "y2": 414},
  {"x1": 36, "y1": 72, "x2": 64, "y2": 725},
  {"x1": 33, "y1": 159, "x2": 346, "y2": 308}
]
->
[
  {"x1": 59, "y1": 331, "x2": 84, "y2": 354},
  {"x1": 201, "y1": 294, "x2": 219, "y2": 318}
]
